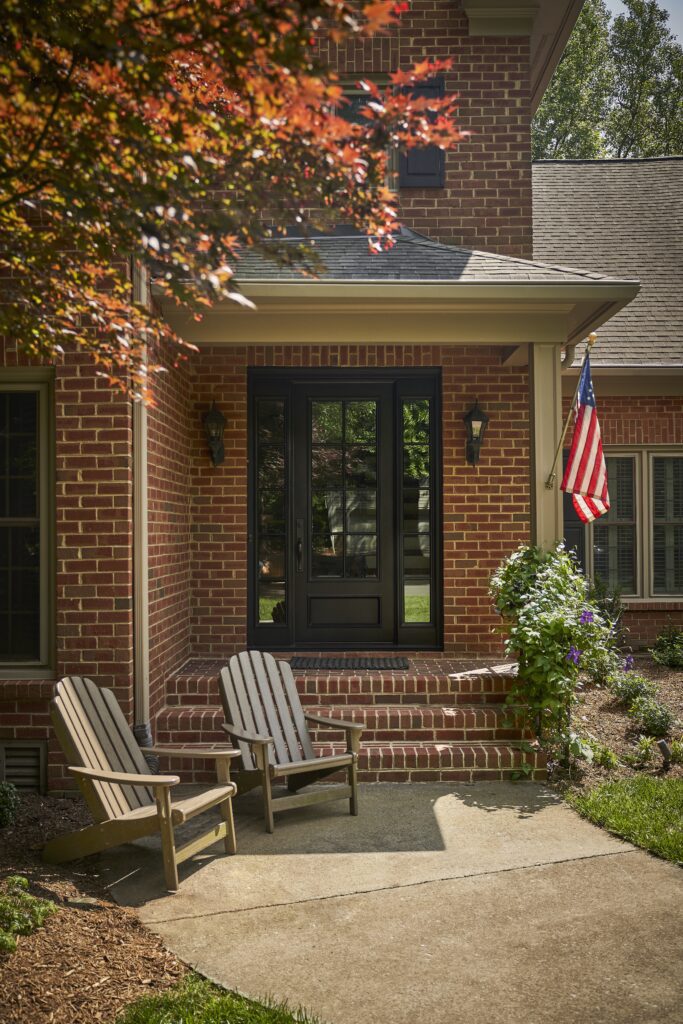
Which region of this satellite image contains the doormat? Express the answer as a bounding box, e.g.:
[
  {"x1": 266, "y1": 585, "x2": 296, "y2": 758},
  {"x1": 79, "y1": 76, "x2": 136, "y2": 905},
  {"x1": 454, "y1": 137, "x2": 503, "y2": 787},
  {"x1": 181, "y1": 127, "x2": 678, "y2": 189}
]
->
[{"x1": 289, "y1": 656, "x2": 410, "y2": 671}]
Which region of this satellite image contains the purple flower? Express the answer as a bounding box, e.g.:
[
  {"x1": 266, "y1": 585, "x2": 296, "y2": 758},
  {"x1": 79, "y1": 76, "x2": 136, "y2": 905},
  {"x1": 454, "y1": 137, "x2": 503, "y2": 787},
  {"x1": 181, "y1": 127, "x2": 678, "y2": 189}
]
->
[
  {"x1": 623, "y1": 654, "x2": 635, "y2": 672},
  {"x1": 566, "y1": 645, "x2": 582, "y2": 666},
  {"x1": 580, "y1": 609, "x2": 594, "y2": 625}
]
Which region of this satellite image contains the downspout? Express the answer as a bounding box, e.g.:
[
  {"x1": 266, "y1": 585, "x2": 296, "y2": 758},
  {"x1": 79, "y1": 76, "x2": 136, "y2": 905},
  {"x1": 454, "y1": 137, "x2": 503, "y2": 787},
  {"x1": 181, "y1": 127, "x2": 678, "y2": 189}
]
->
[
  {"x1": 131, "y1": 262, "x2": 156, "y2": 767},
  {"x1": 561, "y1": 343, "x2": 576, "y2": 370}
]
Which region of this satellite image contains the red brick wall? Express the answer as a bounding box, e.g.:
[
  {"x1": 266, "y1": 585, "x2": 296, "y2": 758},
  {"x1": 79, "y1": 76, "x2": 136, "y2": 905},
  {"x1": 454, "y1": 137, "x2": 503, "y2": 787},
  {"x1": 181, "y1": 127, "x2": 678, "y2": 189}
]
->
[
  {"x1": 564, "y1": 391, "x2": 683, "y2": 644},
  {"x1": 318, "y1": 0, "x2": 533, "y2": 257},
  {"x1": 0, "y1": 341, "x2": 134, "y2": 790},
  {"x1": 189, "y1": 344, "x2": 530, "y2": 656},
  {"x1": 147, "y1": 353, "x2": 193, "y2": 720}
]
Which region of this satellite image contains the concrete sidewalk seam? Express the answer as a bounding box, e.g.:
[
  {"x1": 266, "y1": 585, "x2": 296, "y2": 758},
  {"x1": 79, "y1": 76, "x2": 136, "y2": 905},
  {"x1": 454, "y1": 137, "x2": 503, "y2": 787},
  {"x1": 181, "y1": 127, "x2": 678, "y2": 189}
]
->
[{"x1": 146, "y1": 847, "x2": 637, "y2": 925}]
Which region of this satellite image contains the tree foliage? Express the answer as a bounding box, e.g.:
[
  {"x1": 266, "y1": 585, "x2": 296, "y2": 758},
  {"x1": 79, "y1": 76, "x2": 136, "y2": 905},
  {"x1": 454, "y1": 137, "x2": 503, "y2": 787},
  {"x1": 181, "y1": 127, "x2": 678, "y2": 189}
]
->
[
  {"x1": 0, "y1": 1, "x2": 466, "y2": 400},
  {"x1": 533, "y1": 0, "x2": 683, "y2": 160}
]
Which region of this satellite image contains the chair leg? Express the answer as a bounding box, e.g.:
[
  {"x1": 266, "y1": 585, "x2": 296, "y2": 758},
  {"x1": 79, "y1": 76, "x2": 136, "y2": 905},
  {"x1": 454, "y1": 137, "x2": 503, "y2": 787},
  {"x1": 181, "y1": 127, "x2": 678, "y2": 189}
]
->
[
  {"x1": 254, "y1": 746, "x2": 275, "y2": 833},
  {"x1": 348, "y1": 756, "x2": 359, "y2": 816},
  {"x1": 216, "y1": 761, "x2": 237, "y2": 855},
  {"x1": 156, "y1": 789, "x2": 179, "y2": 892}
]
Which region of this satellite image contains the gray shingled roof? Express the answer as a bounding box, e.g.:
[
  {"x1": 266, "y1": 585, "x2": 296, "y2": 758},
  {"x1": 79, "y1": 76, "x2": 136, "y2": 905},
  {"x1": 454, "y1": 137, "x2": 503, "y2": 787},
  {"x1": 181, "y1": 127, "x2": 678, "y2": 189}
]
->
[
  {"x1": 533, "y1": 158, "x2": 683, "y2": 367},
  {"x1": 232, "y1": 229, "x2": 631, "y2": 285}
]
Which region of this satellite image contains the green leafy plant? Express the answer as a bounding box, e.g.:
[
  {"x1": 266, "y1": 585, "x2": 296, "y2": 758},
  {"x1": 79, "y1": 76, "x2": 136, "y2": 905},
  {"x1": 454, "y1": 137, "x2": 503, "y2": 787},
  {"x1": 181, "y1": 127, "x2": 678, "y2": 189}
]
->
[
  {"x1": 609, "y1": 671, "x2": 657, "y2": 705},
  {"x1": 623, "y1": 735, "x2": 656, "y2": 768},
  {"x1": 651, "y1": 622, "x2": 683, "y2": 669},
  {"x1": 490, "y1": 543, "x2": 617, "y2": 757},
  {"x1": 585, "y1": 738, "x2": 619, "y2": 770},
  {"x1": 669, "y1": 739, "x2": 683, "y2": 765},
  {"x1": 628, "y1": 696, "x2": 676, "y2": 738},
  {"x1": 0, "y1": 875, "x2": 57, "y2": 954},
  {"x1": 0, "y1": 782, "x2": 20, "y2": 829}
]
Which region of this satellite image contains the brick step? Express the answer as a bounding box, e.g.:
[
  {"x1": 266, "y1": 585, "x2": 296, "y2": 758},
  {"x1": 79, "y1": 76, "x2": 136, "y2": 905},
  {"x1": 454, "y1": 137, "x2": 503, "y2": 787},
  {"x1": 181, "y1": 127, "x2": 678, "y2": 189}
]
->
[
  {"x1": 156, "y1": 704, "x2": 530, "y2": 745},
  {"x1": 320, "y1": 741, "x2": 547, "y2": 783},
  {"x1": 165, "y1": 662, "x2": 518, "y2": 708},
  {"x1": 160, "y1": 739, "x2": 546, "y2": 785}
]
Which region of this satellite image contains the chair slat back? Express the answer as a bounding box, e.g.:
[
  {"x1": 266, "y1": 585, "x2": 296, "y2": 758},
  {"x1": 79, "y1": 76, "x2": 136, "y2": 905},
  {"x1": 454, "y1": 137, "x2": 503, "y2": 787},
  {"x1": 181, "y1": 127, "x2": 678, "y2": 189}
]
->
[
  {"x1": 219, "y1": 652, "x2": 314, "y2": 767},
  {"x1": 51, "y1": 677, "x2": 154, "y2": 821}
]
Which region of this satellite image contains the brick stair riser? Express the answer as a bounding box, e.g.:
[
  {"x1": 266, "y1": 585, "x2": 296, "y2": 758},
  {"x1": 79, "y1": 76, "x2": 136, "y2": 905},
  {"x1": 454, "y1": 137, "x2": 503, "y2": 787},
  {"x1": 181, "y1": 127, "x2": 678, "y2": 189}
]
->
[
  {"x1": 155, "y1": 706, "x2": 531, "y2": 746},
  {"x1": 165, "y1": 673, "x2": 517, "y2": 707},
  {"x1": 159, "y1": 747, "x2": 546, "y2": 786}
]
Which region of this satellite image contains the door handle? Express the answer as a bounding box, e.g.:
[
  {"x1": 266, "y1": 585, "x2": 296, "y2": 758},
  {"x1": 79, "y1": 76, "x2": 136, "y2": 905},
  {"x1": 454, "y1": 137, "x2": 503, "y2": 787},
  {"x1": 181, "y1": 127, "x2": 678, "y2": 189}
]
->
[{"x1": 295, "y1": 518, "x2": 304, "y2": 572}]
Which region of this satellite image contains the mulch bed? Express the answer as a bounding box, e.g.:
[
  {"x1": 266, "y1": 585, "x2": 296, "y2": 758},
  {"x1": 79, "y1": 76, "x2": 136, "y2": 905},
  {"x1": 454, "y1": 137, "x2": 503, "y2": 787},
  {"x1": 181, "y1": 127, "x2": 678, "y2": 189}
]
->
[
  {"x1": 0, "y1": 794, "x2": 187, "y2": 1024},
  {"x1": 552, "y1": 654, "x2": 683, "y2": 792}
]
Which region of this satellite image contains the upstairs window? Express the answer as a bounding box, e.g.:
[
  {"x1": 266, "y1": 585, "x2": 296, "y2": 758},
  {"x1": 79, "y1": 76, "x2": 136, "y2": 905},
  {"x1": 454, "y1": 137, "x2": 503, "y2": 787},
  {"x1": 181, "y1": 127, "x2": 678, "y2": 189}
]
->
[{"x1": 0, "y1": 376, "x2": 53, "y2": 672}]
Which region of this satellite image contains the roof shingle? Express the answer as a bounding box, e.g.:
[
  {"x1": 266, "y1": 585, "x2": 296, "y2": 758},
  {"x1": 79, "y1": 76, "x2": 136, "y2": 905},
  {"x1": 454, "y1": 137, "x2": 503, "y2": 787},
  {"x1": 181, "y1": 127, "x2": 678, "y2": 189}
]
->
[{"x1": 533, "y1": 157, "x2": 683, "y2": 367}]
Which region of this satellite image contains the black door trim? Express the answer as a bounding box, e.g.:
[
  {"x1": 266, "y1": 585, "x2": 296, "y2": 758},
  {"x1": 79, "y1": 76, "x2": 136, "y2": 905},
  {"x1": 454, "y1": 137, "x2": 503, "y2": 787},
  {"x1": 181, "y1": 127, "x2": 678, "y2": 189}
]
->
[{"x1": 247, "y1": 367, "x2": 443, "y2": 650}]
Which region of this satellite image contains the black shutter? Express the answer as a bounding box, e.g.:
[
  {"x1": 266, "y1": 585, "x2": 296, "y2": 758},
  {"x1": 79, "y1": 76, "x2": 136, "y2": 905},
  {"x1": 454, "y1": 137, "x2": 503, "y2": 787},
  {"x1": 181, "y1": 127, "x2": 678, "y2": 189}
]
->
[{"x1": 398, "y1": 76, "x2": 445, "y2": 189}]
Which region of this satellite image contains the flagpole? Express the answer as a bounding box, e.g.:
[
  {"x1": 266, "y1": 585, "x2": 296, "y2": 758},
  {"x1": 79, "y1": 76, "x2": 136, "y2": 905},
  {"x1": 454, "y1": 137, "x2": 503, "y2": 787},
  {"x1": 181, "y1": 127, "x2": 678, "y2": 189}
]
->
[{"x1": 544, "y1": 332, "x2": 597, "y2": 491}]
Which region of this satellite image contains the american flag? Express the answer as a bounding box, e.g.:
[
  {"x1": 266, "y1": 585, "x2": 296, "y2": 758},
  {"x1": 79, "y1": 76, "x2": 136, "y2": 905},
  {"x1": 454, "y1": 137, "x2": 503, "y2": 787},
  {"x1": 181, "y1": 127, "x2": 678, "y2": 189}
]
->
[{"x1": 561, "y1": 354, "x2": 610, "y2": 523}]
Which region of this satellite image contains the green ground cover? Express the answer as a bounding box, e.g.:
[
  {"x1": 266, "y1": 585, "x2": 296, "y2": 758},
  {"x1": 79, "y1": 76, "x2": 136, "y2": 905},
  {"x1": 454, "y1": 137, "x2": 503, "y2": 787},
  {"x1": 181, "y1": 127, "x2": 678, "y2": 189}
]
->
[
  {"x1": 569, "y1": 777, "x2": 683, "y2": 863},
  {"x1": 116, "y1": 974, "x2": 317, "y2": 1024}
]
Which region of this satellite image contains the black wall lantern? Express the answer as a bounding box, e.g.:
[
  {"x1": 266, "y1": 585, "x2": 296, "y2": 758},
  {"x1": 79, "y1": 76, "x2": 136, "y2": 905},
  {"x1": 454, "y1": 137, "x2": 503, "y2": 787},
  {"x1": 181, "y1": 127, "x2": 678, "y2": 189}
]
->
[
  {"x1": 463, "y1": 400, "x2": 489, "y2": 466},
  {"x1": 203, "y1": 401, "x2": 226, "y2": 466}
]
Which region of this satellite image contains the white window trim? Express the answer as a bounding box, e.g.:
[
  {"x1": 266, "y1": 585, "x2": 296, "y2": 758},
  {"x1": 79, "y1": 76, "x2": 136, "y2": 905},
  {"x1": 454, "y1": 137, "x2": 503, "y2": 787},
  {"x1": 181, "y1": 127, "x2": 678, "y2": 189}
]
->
[
  {"x1": 581, "y1": 446, "x2": 683, "y2": 603},
  {"x1": 0, "y1": 369, "x2": 55, "y2": 678}
]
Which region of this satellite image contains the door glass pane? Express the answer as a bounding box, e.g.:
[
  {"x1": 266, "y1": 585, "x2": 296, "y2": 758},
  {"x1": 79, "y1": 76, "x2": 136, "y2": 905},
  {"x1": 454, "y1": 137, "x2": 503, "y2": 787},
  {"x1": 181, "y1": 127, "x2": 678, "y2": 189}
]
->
[
  {"x1": 311, "y1": 446, "x2": 343, "y2": 489},
  {"x1": 400, "y1": 397, "x2": 433, "y2": 624},
  {"x1": 404, "y1": 582, "x2": 430, "y2": 623},
  {"x1": 312, "y1": 491, "x2": 343, "y2": 533},
  {"x1": 403, "y1": 488, "x2": 430, "y2": 533},
  {"x1": 345, "y1": 447, "x2": 376, "y2": 487},
  {"x1": 346, "y1": 490, "x2": 377, "y2": 532},
  {"x1": 312, "y1": 401, "x2": 342, "y2": 442},
  {"x1": 346, "y1": 534, "x2": 377, "y2": 578},
  {"x1": 312, "y1": 533, "x2": 344, "y2": 576},
  {"x1": 404, "y1": 534, "x2": 431, "y2": 577},
  {"x1": 255, "y1": 399, "x2": 287, "y2": 624},
  {"x1": 346, "y1": 401, "x2": 376, "y2": 442}
]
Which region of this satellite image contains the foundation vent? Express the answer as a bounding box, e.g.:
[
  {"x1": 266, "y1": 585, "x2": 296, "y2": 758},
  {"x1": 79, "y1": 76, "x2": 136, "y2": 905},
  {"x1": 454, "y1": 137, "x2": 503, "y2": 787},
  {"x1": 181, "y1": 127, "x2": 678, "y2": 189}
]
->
[{"x1": 0, "y1": 741, "x2": 47, "y2": 793}]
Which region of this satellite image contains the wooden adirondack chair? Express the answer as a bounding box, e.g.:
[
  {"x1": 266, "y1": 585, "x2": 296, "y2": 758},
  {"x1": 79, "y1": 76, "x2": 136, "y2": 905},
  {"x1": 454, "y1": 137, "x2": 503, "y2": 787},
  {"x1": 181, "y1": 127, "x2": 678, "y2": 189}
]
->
[
  {"x1": 43, "y1": 676, "x2": 239, "y2": 891},
  {"x1": 219, "y1": 651, "x2": 363, "y2": 833}
]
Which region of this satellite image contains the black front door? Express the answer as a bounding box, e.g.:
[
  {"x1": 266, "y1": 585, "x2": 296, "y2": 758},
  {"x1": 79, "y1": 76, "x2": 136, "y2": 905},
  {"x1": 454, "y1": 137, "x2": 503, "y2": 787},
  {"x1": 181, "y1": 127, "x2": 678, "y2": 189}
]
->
[{"x1": 249, "y1": 369, "x2": 441, "y2": 649}]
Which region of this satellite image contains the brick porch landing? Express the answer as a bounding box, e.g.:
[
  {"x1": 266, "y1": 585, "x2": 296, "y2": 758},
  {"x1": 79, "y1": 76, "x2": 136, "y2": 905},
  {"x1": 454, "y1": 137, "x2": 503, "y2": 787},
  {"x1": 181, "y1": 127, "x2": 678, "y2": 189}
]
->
[{"x1": 155, "y1": 656, "x2": 546, "y2": 782}]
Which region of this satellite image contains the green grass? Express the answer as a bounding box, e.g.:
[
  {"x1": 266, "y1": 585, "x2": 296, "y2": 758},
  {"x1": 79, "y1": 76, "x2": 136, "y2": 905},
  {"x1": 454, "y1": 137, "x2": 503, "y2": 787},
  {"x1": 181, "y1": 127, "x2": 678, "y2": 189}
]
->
[
  {"x1": 116, "y1": 974, "x2": 319, "y2": 1024},
  {"x1": 569, "y1": 777, "x2": 683, "y2": 863}
]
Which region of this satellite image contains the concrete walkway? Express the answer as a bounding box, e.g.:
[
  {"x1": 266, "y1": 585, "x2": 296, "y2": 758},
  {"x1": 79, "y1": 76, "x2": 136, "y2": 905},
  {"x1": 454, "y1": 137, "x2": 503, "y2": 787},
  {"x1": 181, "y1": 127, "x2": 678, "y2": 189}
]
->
[{"x1": 102, "y1": 783, "x2": 683, "y2": 1024}]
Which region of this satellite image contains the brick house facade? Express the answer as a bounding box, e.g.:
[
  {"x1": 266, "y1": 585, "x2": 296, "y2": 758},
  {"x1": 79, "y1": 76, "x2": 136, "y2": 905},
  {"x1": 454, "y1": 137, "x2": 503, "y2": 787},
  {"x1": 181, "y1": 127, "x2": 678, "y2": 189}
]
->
[{"x1": 1, "y1": 1, "x2": 679, "y2": 792}]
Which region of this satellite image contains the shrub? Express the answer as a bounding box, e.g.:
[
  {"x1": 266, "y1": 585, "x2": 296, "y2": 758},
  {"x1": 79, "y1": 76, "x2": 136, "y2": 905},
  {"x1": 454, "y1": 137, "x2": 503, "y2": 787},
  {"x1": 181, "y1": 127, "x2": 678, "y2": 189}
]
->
[
  {"x1": 609, "y1": 672, "x2": 657, "y2": 705},
  {"x1": 651, "y1": 623, "x2": 683, "y2": 669},
  {"x1": 0, "y1": 782, "x2": 20, "y2": 829},
  {"x1": 0, "y1": 876, "x2": 57, "y2": 954},
  {"x1": 628, "y1": 696, "x2": 676, "y2": 738},
  {"x1": 490, "y1": 543, "x2": 617, "y2": 752}
]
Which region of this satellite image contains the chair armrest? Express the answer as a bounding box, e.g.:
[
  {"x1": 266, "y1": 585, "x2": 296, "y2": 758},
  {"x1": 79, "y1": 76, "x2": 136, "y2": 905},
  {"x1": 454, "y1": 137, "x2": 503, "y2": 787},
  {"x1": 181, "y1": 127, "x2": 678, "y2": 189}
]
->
[
  {"x1": 70, "y1": 765, "x2": 179, "y2": 787},
  {"x1": 304, "y1": 712, "x2": 364, "y2": 732},
  {"x1": 221, "y1": 723, "x2": 273, "y2": 746},
  {"x1": 140, "y1": 746, "x2": 240, "y2": 761}
]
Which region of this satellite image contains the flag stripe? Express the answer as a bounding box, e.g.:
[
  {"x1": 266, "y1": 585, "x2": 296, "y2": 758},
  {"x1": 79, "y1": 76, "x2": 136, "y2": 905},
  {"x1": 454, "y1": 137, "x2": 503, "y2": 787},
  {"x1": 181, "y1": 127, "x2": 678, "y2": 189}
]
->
[{"x1": 561, "y1": 354, "x2": 610, "y2": 524}]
